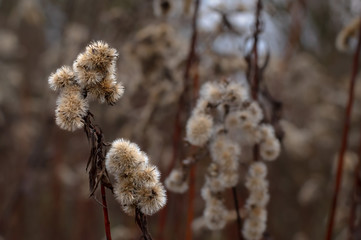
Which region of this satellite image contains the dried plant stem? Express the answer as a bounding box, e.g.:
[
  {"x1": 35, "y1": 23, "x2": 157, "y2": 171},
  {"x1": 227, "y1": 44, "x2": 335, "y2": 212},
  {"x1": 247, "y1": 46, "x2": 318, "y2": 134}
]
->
[
  {"x1": 136, "y1": 208, "x2": 152, "y2": 240},
  {"x1": 232, "y1": 187, "x2": 243, "y2": 240},
  {"x1": 83, "y1": 112, "x2": 113, "y2": 240},
  {"x1": 185, "y1": 165, "x2": 197, "y2": 240},
  {"x1": 250, "y1": 0, "x2": 262, "y2": 101},
  {"x1": 326, "y1": 20, "x2": 361, "y2": 240},
  {"x1": 159, "y1": 0, "x2": 201, "y2": 238},
  {"x1": 101, "y1": 183, "x2": 112, "y2": 240}
]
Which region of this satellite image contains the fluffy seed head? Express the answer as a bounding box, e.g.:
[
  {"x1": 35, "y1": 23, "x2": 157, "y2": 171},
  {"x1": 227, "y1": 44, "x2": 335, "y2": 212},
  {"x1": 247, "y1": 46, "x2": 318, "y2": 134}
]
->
[
  {"x1": 245, "y1": 175, "x2": 269, "y2": 191},
  {"x1": 186, "y1": 113, "x2": 214, "y2": 146},
  {"x1": 203, "y1": 198, "x2": 228, "y2": 230},
  {"x1": 105, "y1": 138, "x2": 147, "y2": 176},
  {"x1": 87, "y1": 75, "x2": 124, "y2": 105},
  {"x1": 165, "y1": 168, "x2": 188, "y2": 193},
  {"x1": 210, "y1": 135, "x2": 240, "y2": 165},
  {"x1": 55, "y1": 87, "x2": 88, "y2": 131},
  {"x1": 48, "y1": 66, "x2": 76, "y2": 91},
  {"x1": 225, "y1": 81, "x2": 248, "y2": 103},
  {"x1": 199, "y1": 82, "x2": 224, "y2": 104},
  {"x1": 260, "y1": 138, "x2": 281, "y2": 161},
  {"x1": 242, "y1": 218, "x2": 266, "y2": 240},
  {"x1": 249, "y1": 162, "x2": 267, "y2": 178},
  {"x1": 247, "y1": 101, "x2": 263, "y2": 124},
  {"x1": 114, "y1": 181, "x2": 137, "y2": 206},
  {"x1": 135, "y1": 165, "x2": 161, "y2": 188},
  {"x1": 138, "y1": 183, "x2": 167, "y2": 215}
]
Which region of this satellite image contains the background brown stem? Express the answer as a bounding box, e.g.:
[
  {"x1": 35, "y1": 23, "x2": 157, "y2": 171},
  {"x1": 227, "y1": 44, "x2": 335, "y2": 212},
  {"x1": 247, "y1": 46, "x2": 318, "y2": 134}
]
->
[{"x1": 325, "y1": 18, "x2": 361, "y2": 240}]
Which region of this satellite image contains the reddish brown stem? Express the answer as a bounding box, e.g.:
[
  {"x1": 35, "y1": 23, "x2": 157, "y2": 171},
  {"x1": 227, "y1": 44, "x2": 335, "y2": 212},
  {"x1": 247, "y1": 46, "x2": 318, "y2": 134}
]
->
[
  {"x1": 101, "y1": 183, "x2": 112, "y2": 240},
  {"x1": 185, "y1": 165, "x2": 196, "y2": 240},
  {"x1": 250, "y1": 0, "x2": 262, "y2": 101},
  {"x1": 348, "y1": 135, "x2": 361, "y2": 240},
  {"x1": 325, "y1": 20, "x2": 361, "y2": 240},
  {"x1": 158, "y1": 0, "x2": 201, "y2": 238}
]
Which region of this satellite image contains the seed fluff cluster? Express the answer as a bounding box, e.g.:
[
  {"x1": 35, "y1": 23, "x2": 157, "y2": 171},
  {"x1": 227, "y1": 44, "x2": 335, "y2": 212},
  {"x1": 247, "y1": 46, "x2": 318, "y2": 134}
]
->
[
  {"x1": 165, "y1": 80, "x2": 281, "y2": 236},
  {"x1": 48, "y1": 41, "x2": 124, "y2": 131},
  {"x1": 106, "y1": 138, "x2": 167, "y2": 216}
]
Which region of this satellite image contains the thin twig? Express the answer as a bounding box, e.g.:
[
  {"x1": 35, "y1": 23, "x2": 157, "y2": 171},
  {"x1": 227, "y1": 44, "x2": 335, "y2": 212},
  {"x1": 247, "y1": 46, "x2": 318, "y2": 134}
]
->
[
  {"x1": 158, "y1": 0, "x2": 201, "y2": 238},
  {"x1": 232, "y1": 187, "x2": 243, "y2": 240},
  {"x1": 326, "y1": 19, "x2": 361, "y2": 240},
  {"x1": 101, "y1": 183, "x2": 112, "y2": 240},
  {"x1": 348, "y1": 127, "x2": 361, "y2": 240},
  {"x1": 83, "y1": 111, "x2": 113, "y2": 240},
  {"x1": 250, "y1": 0, "x2": 262, "y2": 101},
  {"x1": 185, "y1": 164, "x2": 197, "y2": 240}
]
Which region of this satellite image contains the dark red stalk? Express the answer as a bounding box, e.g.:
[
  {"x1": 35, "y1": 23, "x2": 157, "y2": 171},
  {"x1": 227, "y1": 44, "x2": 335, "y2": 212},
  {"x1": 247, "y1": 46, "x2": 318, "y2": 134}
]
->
[
  {"x1": 348, "y1": 130, "x2": 361, "y2": 239},
  {"x1": 101, "y1": 183, "x2": 112, "y2": 240},
  {"x1": 158, "y1": 0, "x2": 201, "y2": 238},
  {"x1": 325, "y1": 20, "x2": 361, "y2": 240}
]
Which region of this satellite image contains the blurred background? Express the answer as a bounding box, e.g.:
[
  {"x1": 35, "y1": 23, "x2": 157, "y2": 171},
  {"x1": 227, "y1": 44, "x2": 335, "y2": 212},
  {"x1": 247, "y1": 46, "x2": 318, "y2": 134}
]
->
[{"x1": 1, "y1": 0, "x2": 361, "y2": 239}]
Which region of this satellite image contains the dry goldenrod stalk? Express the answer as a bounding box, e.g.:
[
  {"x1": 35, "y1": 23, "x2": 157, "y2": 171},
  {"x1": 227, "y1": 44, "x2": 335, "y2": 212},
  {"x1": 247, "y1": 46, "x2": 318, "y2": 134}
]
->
[
  {"x1": 243, "y1": 162, "x2": 269, "y2": 240},
  {"x1": 165, "y1": 79, "x2": 281, "y2": 235},
  {"x1": 106, "y1": 138, "x2": 167, "y2": 216},
  {"x1": 49, "y1": 41, "x2": 124, "y2": 132},
  {"x1": 48, "y1": 41, "x2": 125, "y2": 240}
]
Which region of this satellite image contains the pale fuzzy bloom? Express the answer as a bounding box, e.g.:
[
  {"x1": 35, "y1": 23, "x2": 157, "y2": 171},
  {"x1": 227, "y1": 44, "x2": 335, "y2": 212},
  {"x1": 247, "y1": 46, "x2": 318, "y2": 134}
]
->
[
  {"x1": 121, "y1": 204, "x2": 137, "y2": 216},
  {"x1": 246, "y1": 101, "x2": 263, "y2": 124},
  {"x1": 225, "y1": 111, "x2": 241, "y2": 129},
  {"x1": 203, "y1": 198, "x2": 228, "y2": 230},
  {"x1": 199, "y1": 82, "x2": 224, "y2": 104},
  {"x1": 207, "y1": 162, "x2": 220, "y2": 178},
  {"x1": 135, "y1": 165, "x2": 161, "y2": 188},
  {"x1": 247, "y1": 206, "x2": 267, "y2": 223},
  {"x1": 73, "y1": 41, "x2": 118, "y2": 85},
  {"x1": 84, "y1": 41, "x2": 118, "y2": 68},
  {"x1": 245, "y1": 175, "x2": 269, "y2": 192},
  {"x1": 205, "y1": 175, "x2": 224, "y2": 192},
  {"x1": 48, "y1": 66, "x2": 76, "y2": 91},
  {"x1": 219, "y1": 170, "x2": 239, "y2": 188},
  {"x1": 242, "y1": 218, "x2": 266, "y2": 240},
  {"x1": 105, "y1": 138, "x2": 146, "y2": 175},
  {"x1": 87, "y1": 75, "x2": 124, "y2": 105},
  {"x1": 247, "y1": 189, "x2": 270, "y2": 207},
  {"x1": 210, "y1": 135, "x2": 241, "y2": 165},
  {"x1": 260, "y1": 137, "x2": 281, "y2": 161},
  {"x1": 192, "y1": 98, "x2": 209, "y2": 116},
  {"x1": 336, "y1": 17, "x2": 361, "y2": 52},
  {"x1": 114, "y1": 180, "x2": 137, "y2": 206},
  {"x1": 138, "y1": 183, "x2": 167, "y2": 215},
  {"x1": 165, "y1": 168, "x2": 189, "y2": 193},
  {"x1": 249, "y1": 162, "x2": 267, "y2": 178},
  {"x1": 224, "y1": 81, "x2": 249, "y2": 103},
  {"x1": 259, "y1": 124, "x2": 276, "y2": 142},
  {"x1": 201, "y1": 185, "x2": 213, "y2": 201},
  {"x1": 186, "y1": 113, "x2": 213, "y2": 146},
  {"x1": 55, "y1": 87, "x2": 88, "y2": 131},
  {"x1": 74, "y1": 62, "x2": 105, "y2": 86},
  {"x1": 225, "y1": 110, "x2": 258, "y2": 133}
]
